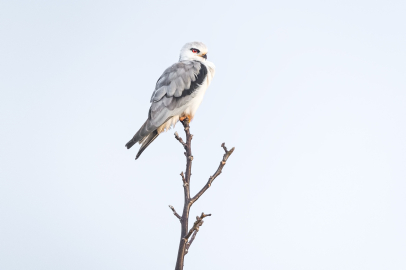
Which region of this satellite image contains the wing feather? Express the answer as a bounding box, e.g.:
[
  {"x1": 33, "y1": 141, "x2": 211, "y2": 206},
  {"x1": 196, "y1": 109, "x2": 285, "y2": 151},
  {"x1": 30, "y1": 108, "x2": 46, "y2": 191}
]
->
[
  {"x1": 168, "y1": 71, "x2": 177, "y2": 81},
  {"x1": 163, "y1": 96, "x2": 173, "y2": 106},
  {"x1": 147, "y1": 61, "x2": 208, "y2": 128},
  {"x1": 174, "y1": 77, "x2": 185, "y2": 97},
  {"x1": 167, "y1": 80, "x2": 177, "y2": 96},
  {"x1": 152, "y1": 86, "x2": 167, "y2": 101}
]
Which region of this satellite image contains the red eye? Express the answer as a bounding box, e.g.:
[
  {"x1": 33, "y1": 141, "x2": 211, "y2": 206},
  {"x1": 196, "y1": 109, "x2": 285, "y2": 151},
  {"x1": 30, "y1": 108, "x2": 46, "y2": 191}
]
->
[{"x1": 190, "y1": 48, "x2": 200, "y2": 54}]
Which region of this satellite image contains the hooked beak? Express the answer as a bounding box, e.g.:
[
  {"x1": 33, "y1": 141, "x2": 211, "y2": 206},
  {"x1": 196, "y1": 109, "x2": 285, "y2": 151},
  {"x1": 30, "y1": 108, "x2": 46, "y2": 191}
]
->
[{"x1": 201, "y1": 54, "x2": 207, "y2": 60}]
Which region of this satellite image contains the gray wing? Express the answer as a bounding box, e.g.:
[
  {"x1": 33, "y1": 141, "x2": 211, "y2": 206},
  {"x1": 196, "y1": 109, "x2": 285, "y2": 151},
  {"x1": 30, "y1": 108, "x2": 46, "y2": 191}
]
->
[
  {"x1": 125, "y1": 60, "x2": 208, "y2": 149},
  {"x1": 149, "y1": 60, "x2": 207, "y2": 125}
]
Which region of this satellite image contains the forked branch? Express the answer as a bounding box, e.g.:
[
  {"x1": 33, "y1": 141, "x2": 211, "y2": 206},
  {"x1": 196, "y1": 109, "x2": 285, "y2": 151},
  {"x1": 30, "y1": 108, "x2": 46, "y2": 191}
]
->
[
  {"x1": 184, "y1": 212, "x2": 211, "y2": 240},
  {"x1": 184, "y1": 213, "x2": 211, "y2": 255},
  {"x1": 172, "y1": 119, "x2": 235, "y2": 270}
]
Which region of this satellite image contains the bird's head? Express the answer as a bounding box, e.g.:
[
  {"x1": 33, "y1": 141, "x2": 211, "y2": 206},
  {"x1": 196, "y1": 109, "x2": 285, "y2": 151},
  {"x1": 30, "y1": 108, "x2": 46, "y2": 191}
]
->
[{"x1": 179, "y1": 42, "x2": 208, "y2": 62}]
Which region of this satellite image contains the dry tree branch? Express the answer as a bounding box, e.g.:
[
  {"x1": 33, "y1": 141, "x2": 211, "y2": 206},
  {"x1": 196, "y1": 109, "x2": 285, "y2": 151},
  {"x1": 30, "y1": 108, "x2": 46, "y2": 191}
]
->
[
  {"x1": 184, "y1": 213, "x2": 211, "y2": 255},
  {"x1": 174, "y1": 131, "x2": 187, "y2": 149},
  {"x1": 169, "y1": 205, "x2": 181, "y2": 220},
  {"x1": 191, "y1": 143, "x2": 235, "y2": 205},
  {"x1": 184, "y1": 230, "x2": 197, "y2": 255},
  {"x1": 184, "y1": 212, "x2": 211, "y2": 240},
  {"x1": 180, "y1": 172, "x2": 188, "y2": 187},
  {"x1": 171, "y1": 118, "x2": 235, "y2": 270}
]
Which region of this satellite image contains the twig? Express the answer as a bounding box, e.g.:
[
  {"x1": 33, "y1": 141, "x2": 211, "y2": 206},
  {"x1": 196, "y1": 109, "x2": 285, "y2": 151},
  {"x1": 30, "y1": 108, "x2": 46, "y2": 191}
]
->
[
  {"x1": 190, "y1": 143, "x2": 235, "y2": 204},
  {"x1": 184, "y1": 230, "x2": 198, "y2": 255},
  {"x1": 184, "y1": 212, "x2": 211, "y2": 240},
  {"x1": 221, "y1": 142, "x2": 228, "y2": 152},
  {"x1": 174, "y1": 131, "x2": 187, "y2": 149},
  {"x1": 169, "y1": 205, "x2": 181, "y2": 220},
  {"x1": 180, "y1": 172, "x2": 188, "y2": 187}
]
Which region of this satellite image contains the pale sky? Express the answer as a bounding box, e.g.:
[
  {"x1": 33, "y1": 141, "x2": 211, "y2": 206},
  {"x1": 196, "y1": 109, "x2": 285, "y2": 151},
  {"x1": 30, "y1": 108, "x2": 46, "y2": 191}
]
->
[{"x1": 1, "y1": 1, "x2": 405, "y2": 269}]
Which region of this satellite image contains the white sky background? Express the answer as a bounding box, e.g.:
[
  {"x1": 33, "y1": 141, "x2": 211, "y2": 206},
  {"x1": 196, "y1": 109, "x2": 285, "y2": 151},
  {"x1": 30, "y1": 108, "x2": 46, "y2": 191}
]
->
[{"x1": 1, "y1": 0, "x2": 405, "y2": 269}]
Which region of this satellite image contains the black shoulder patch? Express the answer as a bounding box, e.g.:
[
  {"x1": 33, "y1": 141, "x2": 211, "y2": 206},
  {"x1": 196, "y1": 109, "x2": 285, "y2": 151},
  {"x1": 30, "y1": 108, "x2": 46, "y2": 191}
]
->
[{"x1": 178, "y1": 62, "x2": 207, "y2": 98}]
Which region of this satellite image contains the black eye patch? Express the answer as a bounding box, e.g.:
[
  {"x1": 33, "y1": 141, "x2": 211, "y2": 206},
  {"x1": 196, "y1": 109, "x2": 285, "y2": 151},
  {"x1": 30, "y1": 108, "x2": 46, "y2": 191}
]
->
[{"x1": 190, "y1": 48, "x2": 200, "y2": 53}]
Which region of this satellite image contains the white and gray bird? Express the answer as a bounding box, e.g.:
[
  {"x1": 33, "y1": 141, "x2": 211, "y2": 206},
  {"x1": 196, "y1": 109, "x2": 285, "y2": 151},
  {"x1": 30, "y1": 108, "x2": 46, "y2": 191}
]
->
[{"x1": 125, "y1": 42, "x2": 215, "y2": 159}]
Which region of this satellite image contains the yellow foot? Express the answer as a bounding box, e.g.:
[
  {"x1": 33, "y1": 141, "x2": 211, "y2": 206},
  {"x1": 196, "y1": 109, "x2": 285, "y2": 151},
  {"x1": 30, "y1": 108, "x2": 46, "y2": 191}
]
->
[{"x1": 179, "y1": 116, "x2": 191, "y2": 123}]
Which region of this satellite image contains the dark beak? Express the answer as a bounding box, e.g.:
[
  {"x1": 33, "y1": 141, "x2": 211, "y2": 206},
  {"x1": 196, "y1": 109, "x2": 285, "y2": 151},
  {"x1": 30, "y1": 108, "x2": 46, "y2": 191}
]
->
[{"x1": 202, "y1": 54, "x2": 207, "y2": 59}]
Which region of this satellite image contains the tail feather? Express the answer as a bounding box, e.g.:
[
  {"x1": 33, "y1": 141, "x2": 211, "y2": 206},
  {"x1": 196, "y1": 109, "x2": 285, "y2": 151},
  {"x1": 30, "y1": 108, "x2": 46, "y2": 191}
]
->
[
  {"x1": 135, "y1": 130, "x2": 159, "y2": 160},
  {"x1": 125, "y1": 138, "x2": 137, "y2": 149},
  {"x1": 126, "y1": 117, "x2": 169, "y2": 160},
  {"x1": 125, "y1": 120, "x2": 150, "y2": 149}
]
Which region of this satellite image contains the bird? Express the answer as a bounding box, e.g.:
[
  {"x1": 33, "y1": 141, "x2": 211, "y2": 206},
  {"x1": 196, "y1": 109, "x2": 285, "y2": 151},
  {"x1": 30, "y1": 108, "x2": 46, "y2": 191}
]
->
[{"x1": 125, "y1": 42, "x2": 216, "y2": 159}]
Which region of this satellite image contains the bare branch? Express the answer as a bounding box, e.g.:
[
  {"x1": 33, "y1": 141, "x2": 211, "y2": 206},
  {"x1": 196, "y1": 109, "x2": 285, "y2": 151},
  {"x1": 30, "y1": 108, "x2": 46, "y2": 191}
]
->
[
  {"x1": 221, "y1": 142, "x2": 228, "y2": 152},
  {"x1": 180, "y1": 172, "x2": 188, "y2": 187},
  {"x1": 191, "y1": 144, "x2": 235, "y2": 204},
  {"x1": 174, "y1": 131, "x2": 187, "y2": 149},
  {"x1": 169, "y1": 205, "x2": 181, "y2": 220},
  {"x1": 185, "y1": 230, "x2": 198, "y2": 255},
  {"x1": 175, "y1": 118, "x2": 194, "y2": 270},
  {"x1": 184, "y1": 212, "x2": 211, "y2": 240},
  {"x1": 189, "y1": 229, "x2": 198, "y2": 245},
  {"x1": 174, "y1": 119, "x2": 234, "y2": 270}
]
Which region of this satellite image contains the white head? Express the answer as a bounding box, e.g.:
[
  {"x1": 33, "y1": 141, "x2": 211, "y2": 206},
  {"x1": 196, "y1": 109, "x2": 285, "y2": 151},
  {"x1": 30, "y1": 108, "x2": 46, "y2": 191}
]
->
[{"x1": 179, "y1": 42, "x2": 208, "y2": 62}]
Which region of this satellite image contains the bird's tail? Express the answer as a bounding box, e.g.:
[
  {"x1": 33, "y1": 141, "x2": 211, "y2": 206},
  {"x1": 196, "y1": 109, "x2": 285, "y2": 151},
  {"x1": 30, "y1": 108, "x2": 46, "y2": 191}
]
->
[
  {"x1": 135, "y1": 130, "x2": 159, "y2": 160},
  {"x1": 125, "y1": 120, "x2": 150, "y2": 149},
  {"x1": 125, "y1": 138, "x2": 137, "y2": 149},
  {"x1": 125, "y1": 118, "x2": 160, "y2": 159}
]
